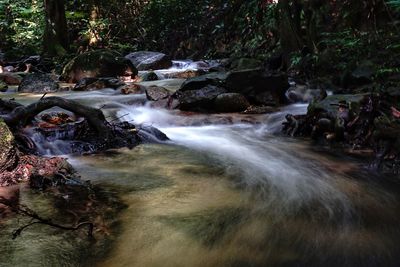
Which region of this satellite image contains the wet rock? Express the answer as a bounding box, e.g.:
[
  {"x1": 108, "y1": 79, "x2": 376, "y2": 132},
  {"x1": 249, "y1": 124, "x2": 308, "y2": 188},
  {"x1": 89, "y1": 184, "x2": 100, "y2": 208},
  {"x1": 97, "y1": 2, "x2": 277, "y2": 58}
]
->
[
  {"x1": 213, "y1": 93, "x2": 250, "y2": 113},
  {"x1": 149, "y1": 97, "x2": 179, "y2": 109},
  {"x1": 225, "y1": 69, "x2": 289, "y2": 105},
  {"x1": 0, "y1": 72, "x2": 23, "y2": 85},
  {"x1": 145, "y1": 86, "x2": 170, "y2": 101},
  {"x1": 141, "y1": 71, "x2": 159, "y2": 81},
  {"x1": 28, "y1": 157, "x2": 76, "y2": 189},
  {"x1": 137, "y1": 125, "x2": 169, "y2": 142},
  {"x1": 176, "y1": 85, "x2": 227, "y2": 111},
  {"x1": 61, "y1": 50, "x2": 137, "y2": 83},
  {"x1": 18, "y1": 73, "x2": 59, "y2": 93},
  {"x1": 179, "y1": 72, "x2": 228, "y2": 91},
  {"x1": 230, "y1": 58, "x2": 263, "y2": 70},
  {"x1": 163, "y1": 69, "x2": 205, "y2": 79},
  {"x1": 120, "y1": 84, "x2": 143, "y2": 94},
  {"x1": 73, "y1": 77, "x2": 125, "y2": 91},
  {"x1": 125, "y1": 51, "x2": 172, "y2": 71}
]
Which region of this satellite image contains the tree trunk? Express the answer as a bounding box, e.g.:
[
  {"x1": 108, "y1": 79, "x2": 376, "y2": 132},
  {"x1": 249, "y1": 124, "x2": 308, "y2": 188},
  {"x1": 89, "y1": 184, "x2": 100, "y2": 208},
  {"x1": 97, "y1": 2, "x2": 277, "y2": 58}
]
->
[
  {"x1": 278, "y1": 0, "x2": 303, "y2": 66},
  {"x1": 43, "y1": 0, "x2": 69, "y2": 56}
]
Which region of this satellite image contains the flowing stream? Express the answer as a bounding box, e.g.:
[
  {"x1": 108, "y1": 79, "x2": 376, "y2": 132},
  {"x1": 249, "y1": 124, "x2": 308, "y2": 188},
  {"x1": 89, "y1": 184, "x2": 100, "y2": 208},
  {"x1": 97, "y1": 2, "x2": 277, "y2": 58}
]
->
[{"x1": 1, "y1": 65, "x2": 400, "y2": 267}]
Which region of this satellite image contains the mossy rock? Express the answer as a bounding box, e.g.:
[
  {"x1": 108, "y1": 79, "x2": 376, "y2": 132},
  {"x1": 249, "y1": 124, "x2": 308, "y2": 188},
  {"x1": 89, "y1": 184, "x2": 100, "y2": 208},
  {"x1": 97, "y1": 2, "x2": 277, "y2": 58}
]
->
[
  {"x1": 61, "y1": 50, "x2": 138, "y2": 83},
  {"x1": 0, "y1": 119, "x2": 17, "y2": 172}
]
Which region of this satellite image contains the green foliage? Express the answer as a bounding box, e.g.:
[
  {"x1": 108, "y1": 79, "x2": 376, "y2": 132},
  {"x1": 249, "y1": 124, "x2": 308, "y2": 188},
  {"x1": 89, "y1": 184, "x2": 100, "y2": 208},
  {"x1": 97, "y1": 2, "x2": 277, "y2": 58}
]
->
[
  {"x1": 0, "y1": 0, "x2": 44, "y2": 57},
  {"x1": 387, "y1": 0, "x2": 400, "y2": 10},
  {"x1": 141, "y1": 0, "x2": 212, "y2": 53}
]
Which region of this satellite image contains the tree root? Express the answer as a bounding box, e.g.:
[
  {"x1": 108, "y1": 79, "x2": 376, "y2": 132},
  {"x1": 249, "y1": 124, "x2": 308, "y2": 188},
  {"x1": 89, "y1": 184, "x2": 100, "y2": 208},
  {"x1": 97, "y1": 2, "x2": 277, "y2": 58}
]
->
[{"x1": 1, "y1": 96, "x2": 114, "y2": 142}]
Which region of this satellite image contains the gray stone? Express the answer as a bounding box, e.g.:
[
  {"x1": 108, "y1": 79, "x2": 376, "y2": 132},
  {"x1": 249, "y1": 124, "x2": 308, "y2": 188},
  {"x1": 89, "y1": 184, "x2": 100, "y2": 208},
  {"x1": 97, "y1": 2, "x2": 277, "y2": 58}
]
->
[
  {"x1": 176, "y1": 85, "x2": 227, "y2": 111},
  {"x1": 146, "y1": 86, "x2": 170, "y2": 101},
  {"x1": 18, "y1": 73, "x2": 59, "y2": 93},
  {"x1": 125, "y1": 51, "x2": 172, "y2": 71}
]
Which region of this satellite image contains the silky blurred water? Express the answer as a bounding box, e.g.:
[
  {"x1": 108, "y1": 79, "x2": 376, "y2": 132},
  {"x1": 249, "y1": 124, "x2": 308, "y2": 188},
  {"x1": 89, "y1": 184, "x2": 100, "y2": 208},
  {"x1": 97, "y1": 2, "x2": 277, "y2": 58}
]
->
[{"x1": 1, "y1": 67, "x2": 400, "y2": 267}]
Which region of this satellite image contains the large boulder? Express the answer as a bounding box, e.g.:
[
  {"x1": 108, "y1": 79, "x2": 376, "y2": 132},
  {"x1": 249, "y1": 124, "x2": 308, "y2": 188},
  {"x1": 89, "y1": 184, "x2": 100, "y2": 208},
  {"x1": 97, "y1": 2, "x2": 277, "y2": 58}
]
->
[
  {"x1": 61, "y1": 50, "x2": 137, "y2": 83},
  {"x1": 18, "y1": 73, "x2": 59, "y2": 93},
  {"x1": 225, "y1": 69, "x2": 289, "y2": 105},
  {"x1": 125, "y1": 51, "x2": 172, "y2": 71},
  {"x1": 176, "y1": 85, "x2": 227, "y2": 111},
  {"x1": 179, "y1": 72, "x2": 228, "y2": 91},
  {"x1": 213, "y1": 93, "x2": 250, "y2": 113}
]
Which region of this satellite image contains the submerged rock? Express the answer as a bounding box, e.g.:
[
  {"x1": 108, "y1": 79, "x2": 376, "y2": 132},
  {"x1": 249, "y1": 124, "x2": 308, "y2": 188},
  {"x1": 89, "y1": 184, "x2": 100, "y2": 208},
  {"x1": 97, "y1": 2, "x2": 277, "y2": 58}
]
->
[
  {"x1": 125, "y1": 51, "x2": 172, "y2": 71},
  {"x1": 18, "y1": 73, "x2": 59, "y2": 93},
  {"x1": 61, "y1": 50, "x2": 137, "y2": 83}
]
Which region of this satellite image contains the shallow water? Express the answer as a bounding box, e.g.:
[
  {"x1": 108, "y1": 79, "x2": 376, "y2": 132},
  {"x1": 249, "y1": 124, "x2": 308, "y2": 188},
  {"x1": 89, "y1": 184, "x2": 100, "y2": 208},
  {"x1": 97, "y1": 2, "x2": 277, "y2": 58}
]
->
[{"x1": 1, "y1": 70, "x2": 400, "y2": 267}]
